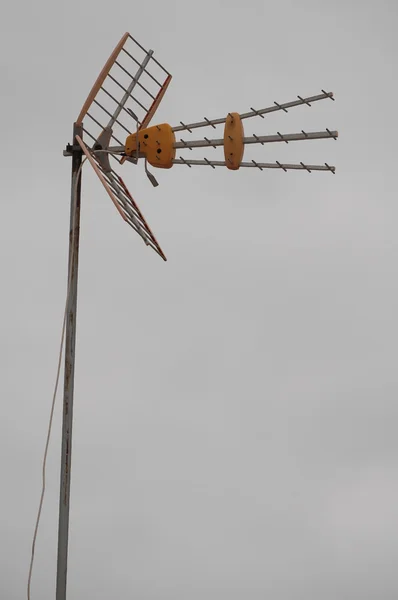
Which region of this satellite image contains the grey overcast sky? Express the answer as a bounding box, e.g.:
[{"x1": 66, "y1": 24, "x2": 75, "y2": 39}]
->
[{"x1": 1, "y1": 1, "x2": 398, "y2": 599}]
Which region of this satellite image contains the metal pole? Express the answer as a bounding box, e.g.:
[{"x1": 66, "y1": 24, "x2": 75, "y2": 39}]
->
[{"x1": 56, "y1": 123, "x2": 83, "y2": 600}]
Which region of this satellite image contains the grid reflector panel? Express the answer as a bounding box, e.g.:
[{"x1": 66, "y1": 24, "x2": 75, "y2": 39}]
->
[
  {"x1": 76, "y1": 135, "x2": 166, "y2": 261},
  {"x1": 77, "y1": 33, "x2": 171, "y2": 149}
]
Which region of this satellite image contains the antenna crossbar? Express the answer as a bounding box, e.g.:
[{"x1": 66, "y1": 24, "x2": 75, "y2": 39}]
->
[
  {"x1": 172, "y1": 91, "x2": 334, "y2": 133},
  {"x1": 172, "y1": 158, "x2": 335, "y2": 173},
  {"x1": 174, "y1": 129, "x2": 338, "y2": 150}
]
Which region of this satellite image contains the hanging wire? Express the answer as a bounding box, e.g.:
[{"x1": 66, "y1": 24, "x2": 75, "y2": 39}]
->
[{"x1": 27, "y1": 157, "x2": 87, "y2": 600}]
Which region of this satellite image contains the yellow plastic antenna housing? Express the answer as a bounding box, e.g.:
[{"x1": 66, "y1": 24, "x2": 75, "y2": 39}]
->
[
  {"x1": 223, "y1": 112, "x2": 244, "y2": 170},
  {"x1": 125, "y1": 124, "x2": 176, "y2": 169}
]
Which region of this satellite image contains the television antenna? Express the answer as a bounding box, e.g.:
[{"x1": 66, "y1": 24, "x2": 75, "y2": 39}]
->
[{"x1": 30, "y1": 32, "x2": 338, "y2": 600}]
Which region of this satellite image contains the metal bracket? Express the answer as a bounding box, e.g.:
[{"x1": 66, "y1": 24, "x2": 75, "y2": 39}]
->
[
  {"x1": 144, "y1": 159, "x2": 159, "y2": 187},
  {"x1": 91, "y1": 127, "x2": 113, "y2": 173},
  {"x1": 63, "y1": 143, "x2": 82, "y2": 157}
]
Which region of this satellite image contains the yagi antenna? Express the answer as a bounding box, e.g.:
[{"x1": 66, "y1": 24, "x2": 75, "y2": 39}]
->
[
  {"x1": 64, "y1": 32, "x2": 337, "y2": 261},
  {"x1": 54, "y1": 32, "x2": 338, "y2": 600}
]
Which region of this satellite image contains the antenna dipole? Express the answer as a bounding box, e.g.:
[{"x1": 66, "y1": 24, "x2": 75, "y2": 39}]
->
[{"x1": 56, "y1": 123, "x2": 83, "y2": 600}]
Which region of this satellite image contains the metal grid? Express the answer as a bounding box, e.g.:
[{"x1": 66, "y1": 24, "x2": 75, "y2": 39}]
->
[
  {"x1": 76, "y1": 135, "x2": 166, "y2": 261},
  {"x1": 76, "y1": 33, "x2": 171, "y2": 153}
]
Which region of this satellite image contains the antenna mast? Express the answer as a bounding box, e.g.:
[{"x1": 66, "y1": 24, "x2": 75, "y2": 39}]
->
[{"x1": 56, "y1": 123, "x2": 83, "y2": 600}]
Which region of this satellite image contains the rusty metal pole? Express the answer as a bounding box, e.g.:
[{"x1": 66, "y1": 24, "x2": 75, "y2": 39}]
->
[{"x1": 56, "y1": 123, "x2": 83, "y2": 600}]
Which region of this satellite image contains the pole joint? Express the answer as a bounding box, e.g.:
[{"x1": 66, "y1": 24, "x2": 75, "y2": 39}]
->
[{"x1": 63, "y1": 143, "x2": 84, "y2": 157}]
